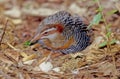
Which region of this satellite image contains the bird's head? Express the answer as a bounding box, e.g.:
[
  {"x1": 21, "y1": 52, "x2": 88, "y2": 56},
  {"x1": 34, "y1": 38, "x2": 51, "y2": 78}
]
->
[
  {"x1": 30, "y1": 11, "x2": 73, "y2": 49},
  {"x1": 31, "y1": 23, "x2": 65, "y2": 45}
]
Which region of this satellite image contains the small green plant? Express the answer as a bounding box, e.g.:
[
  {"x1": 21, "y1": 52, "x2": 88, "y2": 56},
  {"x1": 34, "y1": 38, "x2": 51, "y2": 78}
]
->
[
  {"x1": 90, "y1": 0, "x2": 118, "y2": 78},
  {"x1": 88, "y1": 0, "x2": 117, "y2": 50},
  {"x1": 87, "y1": 13, "x2": 102, "y2": 29},
  {"x1": 24, "y1": 41, "x2": 31, "y2": 46},
  {"x1": 99, "y1": 39, "x2": 116, "y2": 48}
]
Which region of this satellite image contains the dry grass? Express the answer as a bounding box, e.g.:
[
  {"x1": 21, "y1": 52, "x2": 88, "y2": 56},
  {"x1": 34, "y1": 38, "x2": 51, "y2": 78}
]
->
[{"x1": 0, "y1": 0, "x2": 120, "y2": 79}]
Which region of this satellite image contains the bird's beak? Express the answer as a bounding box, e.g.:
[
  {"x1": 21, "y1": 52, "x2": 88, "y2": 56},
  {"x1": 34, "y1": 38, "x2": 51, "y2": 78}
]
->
[
  {"x1": 30, "y1": 33, "x2": 42, "y2": 45},
  {"x1": 30, "y1": 24, "x2": 45, "y2": 45},
  {"x1": 30, "y1": 33, "x2": 44, "y2": 50}
]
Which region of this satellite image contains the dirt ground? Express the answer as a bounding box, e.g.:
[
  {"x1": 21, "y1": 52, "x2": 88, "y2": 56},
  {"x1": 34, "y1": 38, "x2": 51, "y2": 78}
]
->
[{"x1": 0, "y1": 0, "x2": 120, "y2": 79}]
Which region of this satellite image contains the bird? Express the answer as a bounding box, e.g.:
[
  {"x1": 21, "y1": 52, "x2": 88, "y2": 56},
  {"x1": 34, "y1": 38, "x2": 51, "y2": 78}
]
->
[{"x1": 30, "y1": 11, "x2": 93, "y2": 54}]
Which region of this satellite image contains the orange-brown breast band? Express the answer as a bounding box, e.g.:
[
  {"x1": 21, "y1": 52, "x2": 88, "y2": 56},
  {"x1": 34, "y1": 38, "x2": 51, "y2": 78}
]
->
[
  {"x1": 56, "y1": 36, "x2": 75, "y2": 50},
  {"x1": 44, "y1": 36, "x2": 75, "y2": 50}
]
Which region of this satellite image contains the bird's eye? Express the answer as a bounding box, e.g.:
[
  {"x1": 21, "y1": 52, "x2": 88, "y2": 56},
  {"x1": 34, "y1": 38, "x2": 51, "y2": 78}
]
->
[{"x1": 43, "y1": 32, "x2": 48, "y2": 35}]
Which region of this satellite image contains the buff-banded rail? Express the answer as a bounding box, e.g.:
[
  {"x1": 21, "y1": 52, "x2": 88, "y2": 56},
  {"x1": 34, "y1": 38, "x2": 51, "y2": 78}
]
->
[{"x1": 31, "y1": 11, "x2": 93, "y2": 54}]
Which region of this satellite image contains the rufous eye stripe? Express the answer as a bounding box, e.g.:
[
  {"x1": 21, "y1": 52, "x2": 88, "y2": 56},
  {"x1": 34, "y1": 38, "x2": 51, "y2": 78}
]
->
[{"x1": 54, "y1": 24, "x2": 64, "y2": 33}]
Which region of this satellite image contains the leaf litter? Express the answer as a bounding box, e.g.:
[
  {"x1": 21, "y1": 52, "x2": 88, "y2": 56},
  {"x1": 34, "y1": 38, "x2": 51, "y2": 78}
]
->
[{"x1": 0, "y1": 0, "x2": 120, "y2": 79}]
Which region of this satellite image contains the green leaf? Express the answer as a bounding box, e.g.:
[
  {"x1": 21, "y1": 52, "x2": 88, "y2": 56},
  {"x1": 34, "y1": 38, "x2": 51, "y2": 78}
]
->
[
  {"x1": 87, "y1": 13, "x2": 102, "y2": 29},
  {"x1": 24, "y1": 41, "x2": 31, "y2": 46},
  {"x1": 92, "y1": 13, "x2": 102, "y2": 25},
  {"x1": 106, "y1": 24, "x2": 111, "y2": 29},
  {"x1": 99, "y1": 39, "x2": 116, "y2": 48},
  {"x1": 106, "y1": 24, "x2": 112, "y2": 38},
  {"x1": 93, "y1": 0, "x2": 98, "y2": 2},
  {"x1": 96, "y1": 7, "x2": 103, "y2": 12},
  {"x1": 107, "y1": 10, "x2": 117, "y2": 15},
  {"x1": 106, "y1": 31, "x2": 111, "y2": 38}
]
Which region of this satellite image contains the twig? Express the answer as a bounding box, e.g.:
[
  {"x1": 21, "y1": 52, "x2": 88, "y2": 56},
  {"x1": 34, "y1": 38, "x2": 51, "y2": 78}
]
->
[
  {"x1": 0, "y1": 19, "x2": 8, "y2": 47},
  {"x1": 76, "y1": 61, "x2": 107, "y2": 71},
  {"x1": 7, "y1": 42, "x2": 20, "y2": 51}
]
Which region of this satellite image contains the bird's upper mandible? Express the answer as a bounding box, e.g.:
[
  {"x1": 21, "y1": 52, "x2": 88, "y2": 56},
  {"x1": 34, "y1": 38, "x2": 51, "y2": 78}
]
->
[{"x1": 31, "y1": 11, "x2": 92, "y2": 54}]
